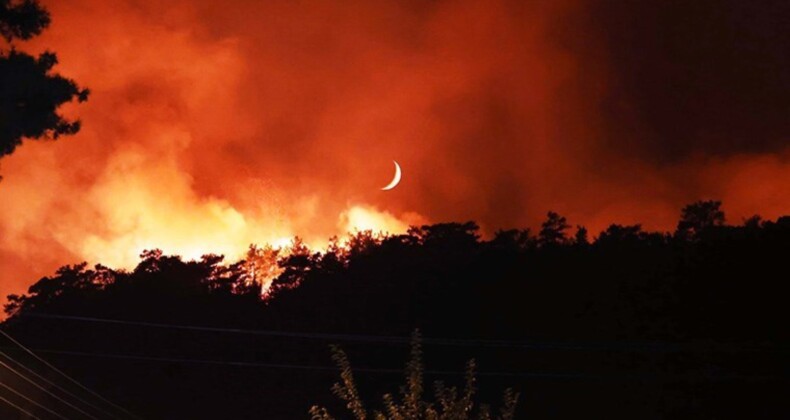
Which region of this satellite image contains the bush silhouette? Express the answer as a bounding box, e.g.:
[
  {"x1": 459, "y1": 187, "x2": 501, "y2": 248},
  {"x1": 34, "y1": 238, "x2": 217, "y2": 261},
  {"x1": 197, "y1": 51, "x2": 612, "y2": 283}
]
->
[{"x1": 310, "y1": 331, "x2": 519, "y2": 420}]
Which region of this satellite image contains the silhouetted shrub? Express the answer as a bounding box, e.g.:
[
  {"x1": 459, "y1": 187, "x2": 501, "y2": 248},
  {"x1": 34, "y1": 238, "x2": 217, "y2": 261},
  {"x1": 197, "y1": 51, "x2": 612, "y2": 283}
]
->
[{"x1": 310, "y1": 331, "x2": 519, "y2": 420}]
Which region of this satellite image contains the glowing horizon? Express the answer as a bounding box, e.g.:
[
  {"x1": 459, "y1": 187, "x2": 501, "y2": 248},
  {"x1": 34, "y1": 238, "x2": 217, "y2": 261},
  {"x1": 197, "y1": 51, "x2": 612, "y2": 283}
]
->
[{"x1": 2, "y1": 0, "x2": 790, "y2": 304}]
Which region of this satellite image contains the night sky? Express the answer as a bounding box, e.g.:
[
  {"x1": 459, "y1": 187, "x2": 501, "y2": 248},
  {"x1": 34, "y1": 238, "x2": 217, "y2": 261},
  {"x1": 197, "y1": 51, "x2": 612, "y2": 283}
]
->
[{"x1": 2, "y1": 0, "x2": 789, "y2": 301}]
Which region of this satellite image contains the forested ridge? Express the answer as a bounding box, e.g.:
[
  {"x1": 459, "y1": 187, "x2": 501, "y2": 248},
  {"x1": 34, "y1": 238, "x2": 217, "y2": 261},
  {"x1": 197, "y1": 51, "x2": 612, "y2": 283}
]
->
[{"x1": 1, "y1": 201, "x2": 787, "y2": 418}]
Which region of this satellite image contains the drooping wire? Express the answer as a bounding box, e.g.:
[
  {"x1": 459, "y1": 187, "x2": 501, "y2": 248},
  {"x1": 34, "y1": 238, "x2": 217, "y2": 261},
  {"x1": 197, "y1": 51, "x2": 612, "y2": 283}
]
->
[
  {"x1": 0, "y1": 330, "x2": 139, "y2": 420},
  {"x1": 0, "y1": 380, "x2": 70, "y2": 420},
  {"x1": 0, "y1": 359, "x2": 99, "y2": 420},
  {"x1": 0, "y1": 350, "x2": 120, "y2": 420},
  {"x1": 21, "y1": 312, "x2": 781, "y2": 353},
  {"x1": 0, "y1": 394, "x2": 42, "y2": 420},
  {"x1": 4, "y1": 347, "x2": 636, "y2": 380},
  {"x1": 17, "y1": 347, "x2": 780, "y2": 381}
]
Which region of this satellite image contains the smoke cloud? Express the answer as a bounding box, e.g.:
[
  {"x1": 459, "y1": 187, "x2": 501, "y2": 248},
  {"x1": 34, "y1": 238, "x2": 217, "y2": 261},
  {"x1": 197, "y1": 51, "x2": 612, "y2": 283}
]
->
[{"x1": 2, "y1": 0, "x2": 789, "y2": 302}]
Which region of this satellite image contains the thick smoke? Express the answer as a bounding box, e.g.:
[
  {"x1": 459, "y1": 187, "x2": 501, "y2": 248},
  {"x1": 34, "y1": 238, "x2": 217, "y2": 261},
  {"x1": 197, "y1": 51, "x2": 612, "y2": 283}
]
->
[{"x1": 2, "y1": 0, "x2": 789, "y2": 302}]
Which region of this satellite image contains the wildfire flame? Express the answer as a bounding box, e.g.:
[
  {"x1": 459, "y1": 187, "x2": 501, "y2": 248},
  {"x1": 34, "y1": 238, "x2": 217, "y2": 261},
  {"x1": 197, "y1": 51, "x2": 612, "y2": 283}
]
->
[{"x1": 2, "y1": 0, "x2": 789, "y2": 304}]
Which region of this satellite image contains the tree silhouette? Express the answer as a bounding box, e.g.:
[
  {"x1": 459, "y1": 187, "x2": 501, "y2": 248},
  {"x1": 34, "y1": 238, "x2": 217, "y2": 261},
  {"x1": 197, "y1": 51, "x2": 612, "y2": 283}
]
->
[
  {"x1": 574, "y1": 225, "x2": 589, "y2": 246},
  {"x1": 743, "y1": 214, "x2": 762, "y2": 230},
  {"x1": 490, "y1": 229, "x2": 532, "y2": 251},
  {"x1": 598, "y1": 224, "x2": 644, "y2": 245},
  {"x1": 538, "y1": 211, "x2": 570, "y2": 246},
  {"x1": 1, "y1": 0, "x2": 88, "y2": 159},
  {"x1": 675, "y1": 200, "x2": 725, "y2": 240},
  {"x1": 408, "y1": 222, "x2": 480, "y2": 249},
  {"x1": 0, "y1": 0, "x2": 49, "y2": 41},
  {"x1": 268, "y1": 236, "x2": 315, "y2": 297}
]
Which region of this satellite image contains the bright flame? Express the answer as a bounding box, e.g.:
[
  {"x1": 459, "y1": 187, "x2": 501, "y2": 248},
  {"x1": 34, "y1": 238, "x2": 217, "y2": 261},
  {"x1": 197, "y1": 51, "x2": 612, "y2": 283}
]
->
[
  {"x1": 77, "y1": 147, "x2": 298, "y2": 267},
  {"x1": 339, "y1": 205, "x2": 426, "y2": 235},
  {"x1": 7, "y1": 0, "x2": 787, "y2": 307}
]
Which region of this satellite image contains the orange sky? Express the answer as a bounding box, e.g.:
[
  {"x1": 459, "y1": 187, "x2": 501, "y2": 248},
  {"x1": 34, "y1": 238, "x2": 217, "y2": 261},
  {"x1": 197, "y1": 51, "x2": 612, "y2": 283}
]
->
[{"x1": 2, "y1": 0, "x2": 789, "y2": 303}]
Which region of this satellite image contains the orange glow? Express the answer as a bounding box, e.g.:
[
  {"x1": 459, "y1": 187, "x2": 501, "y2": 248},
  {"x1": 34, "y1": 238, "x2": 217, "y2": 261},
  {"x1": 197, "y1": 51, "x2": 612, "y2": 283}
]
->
[
  {"x1": 2, "y1": 0, "x2": 790, "y2": 304},
  {"x1": 340, "y1": 205, "x2": 426, "y2": 236}
]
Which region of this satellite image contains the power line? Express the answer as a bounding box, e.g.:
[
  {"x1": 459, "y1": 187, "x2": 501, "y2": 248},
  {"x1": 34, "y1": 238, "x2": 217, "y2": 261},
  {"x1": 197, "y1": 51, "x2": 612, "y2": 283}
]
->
[
  {"x1": 23, "y1": 313, "x2": 412, "y2": 344},
  {"x1": 0, "y1": 394, "x2": 42, "y2": 420},
  {"x1": 0, "y1": 330, "x2": 139, "y2": 420},
  {"x1": 0, "y1": 359, "x2": 99, "y2": 420},
  {"x1": 0, "y1": 350, "x2": 121, "y2": 420},
  {"x1": 23, "y1": 347, "x2": 586, "y2": 379},
  {"x1": 0, "y1": 380, "x2": 70, "y2": 420},
  {"x1": 20, "y1": 347, "x2": 784, "y2": 382},
  {"x1": 21, "y1": 313, "x2": 782, "y2": 353}
]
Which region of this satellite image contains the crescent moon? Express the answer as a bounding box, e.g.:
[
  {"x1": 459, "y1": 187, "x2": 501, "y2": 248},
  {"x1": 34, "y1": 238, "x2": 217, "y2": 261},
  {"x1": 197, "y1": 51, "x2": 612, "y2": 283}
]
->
[{"x1": 381, "y1": 160, "x2": 402, "y2": 191}]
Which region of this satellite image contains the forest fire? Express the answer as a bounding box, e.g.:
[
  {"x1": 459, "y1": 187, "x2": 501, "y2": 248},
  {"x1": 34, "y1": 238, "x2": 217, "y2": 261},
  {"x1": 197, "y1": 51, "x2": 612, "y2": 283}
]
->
[
  {"x1": 2, "y1": 1, "x2": 789, "y2": 418},
  {"x1": 2, "y1": 0, "x2": 790, "y2": 309}
]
